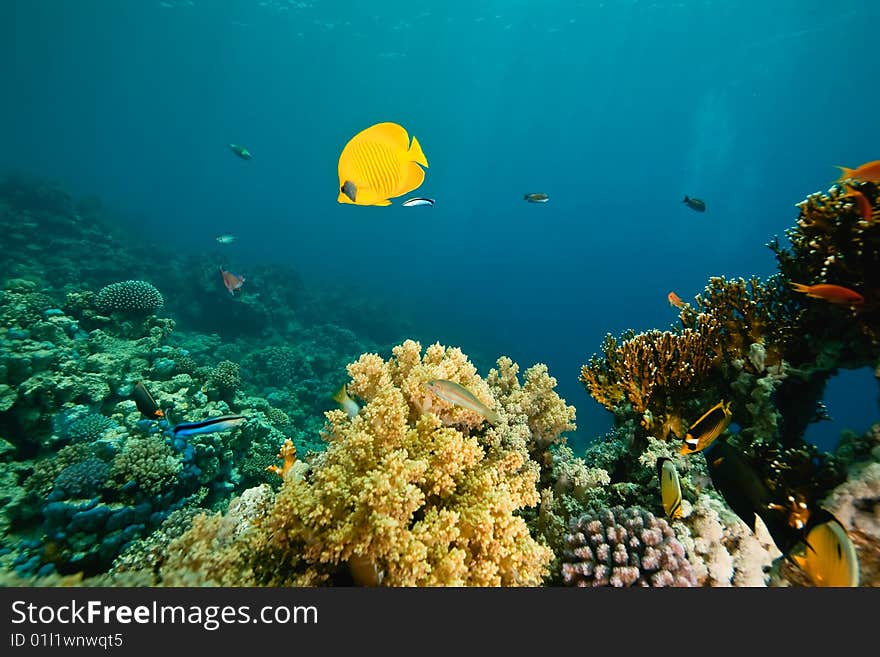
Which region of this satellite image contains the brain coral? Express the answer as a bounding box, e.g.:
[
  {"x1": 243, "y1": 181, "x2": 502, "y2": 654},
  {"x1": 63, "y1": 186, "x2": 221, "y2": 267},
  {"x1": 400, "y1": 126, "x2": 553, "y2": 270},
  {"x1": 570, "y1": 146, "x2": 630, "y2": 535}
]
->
[
  {"x1": 562, "y1": 505, "x2": 697, "y2": 587},
  {"x1": 95, "y1": 280, "x2": 164, "y2": 315}
]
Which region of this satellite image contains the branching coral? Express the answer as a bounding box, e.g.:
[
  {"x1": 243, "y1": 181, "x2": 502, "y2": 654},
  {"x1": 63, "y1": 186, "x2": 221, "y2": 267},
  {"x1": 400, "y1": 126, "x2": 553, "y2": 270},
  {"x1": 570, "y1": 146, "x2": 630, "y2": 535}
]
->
[
  {"x1": 770, "y1": 182, "x2": 879, "y2": 344},
  {"x1": 579, "y1": 312, "x2": 721, "y2": 437}
]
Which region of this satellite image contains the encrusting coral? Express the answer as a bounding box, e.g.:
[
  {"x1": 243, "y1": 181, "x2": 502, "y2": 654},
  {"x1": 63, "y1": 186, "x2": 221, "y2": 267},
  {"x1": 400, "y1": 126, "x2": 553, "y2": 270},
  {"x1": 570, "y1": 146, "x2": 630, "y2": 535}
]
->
[{"x1": 153, "y1": 339, "x2": 579, "y2": 586}]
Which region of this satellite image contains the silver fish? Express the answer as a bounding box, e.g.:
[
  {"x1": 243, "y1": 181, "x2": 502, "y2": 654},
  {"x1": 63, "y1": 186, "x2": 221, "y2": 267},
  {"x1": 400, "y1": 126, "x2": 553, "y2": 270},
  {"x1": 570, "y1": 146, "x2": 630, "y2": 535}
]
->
[
  {"x1": 216, "y1": 233, "x2": 236, "y2": 244},
  {"x1": 402, "y1": 197, "x2": 435, "y2": 207}
]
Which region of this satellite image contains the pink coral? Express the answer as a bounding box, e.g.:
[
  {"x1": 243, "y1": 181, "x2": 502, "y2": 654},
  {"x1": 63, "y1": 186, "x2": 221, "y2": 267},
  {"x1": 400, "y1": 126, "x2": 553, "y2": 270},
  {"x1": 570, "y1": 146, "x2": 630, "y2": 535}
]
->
[{"x1": 562, "y1": 506, "x2": 696, "y2": 587}]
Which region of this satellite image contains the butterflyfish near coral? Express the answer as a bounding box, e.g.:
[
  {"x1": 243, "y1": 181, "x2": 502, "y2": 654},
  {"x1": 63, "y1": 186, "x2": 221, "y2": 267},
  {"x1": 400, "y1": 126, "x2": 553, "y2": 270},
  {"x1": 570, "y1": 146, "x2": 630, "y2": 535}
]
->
[
  {"x1": 337, "y1": 122, "x2": 428, "y2": 206},
  {"x1": 332, "y1": 384, "x2": 360, "y2": 419},
  {"x1": 220, "y1": 267, "x2": 245, "y2": 296},
  {"x1": 792, "y1": 512, "x2": 860, "y2": 587},
  {"x1": 789, "y1": 282, "x2": 864, "y2": 307},
  {"x1": 667, "y1": 291, "x2": 685, "y2": 309},
  {"x1": 424, "y1": 379, "x2": 500, "y2": 425},
  {"x1": 170, "y1": 414, "x2": 246, "y2": 438},
  {"x1": 682, "y1": 196, "x2": 706, "y2": 212},
  {"x1": 657, "y1": 457, "x2": 683, "y2": 519},
  {"x1": 834, "y1": 159, "x2": 880, "y2": 183},
  {"x1": 132, "y1": 380, "x2": 164, "y2": 419},
  {"x1": 679, "y1": 400, "x2": 732, "y2": 454}
]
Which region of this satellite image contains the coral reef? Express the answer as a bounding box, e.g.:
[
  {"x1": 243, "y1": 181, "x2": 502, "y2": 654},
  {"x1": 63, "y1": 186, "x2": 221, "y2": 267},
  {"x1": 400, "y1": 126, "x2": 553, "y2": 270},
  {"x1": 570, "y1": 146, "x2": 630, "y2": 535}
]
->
[
  {"x1": 147, "y1": 340, "x2": 579, "y2": 586},
  {"x1": 561, "y1": 506, "x2": 697, "y2": 586}
]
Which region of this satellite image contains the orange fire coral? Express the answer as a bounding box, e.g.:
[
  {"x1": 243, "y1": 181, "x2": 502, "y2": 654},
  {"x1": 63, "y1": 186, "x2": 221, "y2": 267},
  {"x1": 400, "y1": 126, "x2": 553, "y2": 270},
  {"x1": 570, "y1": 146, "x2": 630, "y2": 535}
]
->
[
  {"x1": 579, "y1": 313, "x2": 719, "y2": 429},
  {"x1": 265, "y1": 438, "x2": 297, "y2": 479},
  {"x1": 579, "y1": 276, "x2": 795, "y2": 440}
]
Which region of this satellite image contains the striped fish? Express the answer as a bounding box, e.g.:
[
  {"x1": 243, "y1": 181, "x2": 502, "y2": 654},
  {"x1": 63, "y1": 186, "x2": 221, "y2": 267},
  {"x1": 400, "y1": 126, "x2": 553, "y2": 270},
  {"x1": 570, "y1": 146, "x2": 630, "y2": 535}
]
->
[
  {"x1": 680, "y1": 400, "x2": 732, "y2": 454},
  {"x1": 657, "y1": 458, "x2": 683, "y2": 519},
  {"x1": 424, "y1": 379, "x2": 500, "y2": 425},
  {"x1": 171, "y1": 414, "x2": 246, "y2": 438},
  {"x1": 337, "y1": 122, "x2": 428, "y2": 206}
]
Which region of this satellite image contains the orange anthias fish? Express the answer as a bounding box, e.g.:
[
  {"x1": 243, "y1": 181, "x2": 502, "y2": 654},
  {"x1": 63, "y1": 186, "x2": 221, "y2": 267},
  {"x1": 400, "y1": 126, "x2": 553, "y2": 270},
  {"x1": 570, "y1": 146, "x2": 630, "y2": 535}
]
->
[
  {"x1": 337, "y1": 122, "x2": 428, "y2": 206},
  {"x1": 667, "y1": 291, "x2": 685, "y2": 309},
  {"x1": 843, "y1": 185, "x2": 875, "y2": 223},
  {"x1": 220, "y1": 267, "x2": 245, "y2": 296},
  {"x1": 835, "y1": 160, "x2": 880, "y2": 183},
  {"x1": 790, "y1": 282, "x2": 864, "y2": 306}
]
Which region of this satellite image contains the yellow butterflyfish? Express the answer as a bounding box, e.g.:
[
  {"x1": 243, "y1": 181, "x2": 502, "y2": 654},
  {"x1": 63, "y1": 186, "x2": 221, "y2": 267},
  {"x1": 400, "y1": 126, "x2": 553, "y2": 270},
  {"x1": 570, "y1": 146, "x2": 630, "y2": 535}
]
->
[
  {"x1": 337, "y1": 122, "x2": 428, "y2": 206},
  {"x1": 657, "y1": 457, "x2": 683, "y2": 519}
]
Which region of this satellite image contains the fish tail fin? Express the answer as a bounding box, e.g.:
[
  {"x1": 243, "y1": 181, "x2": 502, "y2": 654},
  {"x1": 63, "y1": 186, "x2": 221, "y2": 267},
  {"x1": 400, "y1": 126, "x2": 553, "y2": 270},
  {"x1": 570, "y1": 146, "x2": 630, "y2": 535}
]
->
[
  {"x1": 683, "y1": 196, "x2": 689, "y2": 203},
  {"x1": 789, "y1": 282, "x2": 810, "y2": 294},
  {"x1": 332, "y1": 384, "x2": 348, "y2": 405},
  {"x1": 834, "y1": 165, "x2": 854, "y2": 182},
  {"x1": 485, "y1": 408, "x2": 501, "y2": 426},
  {"x1": 408, "y1": 135, "x2": 428, "y2": 168}
]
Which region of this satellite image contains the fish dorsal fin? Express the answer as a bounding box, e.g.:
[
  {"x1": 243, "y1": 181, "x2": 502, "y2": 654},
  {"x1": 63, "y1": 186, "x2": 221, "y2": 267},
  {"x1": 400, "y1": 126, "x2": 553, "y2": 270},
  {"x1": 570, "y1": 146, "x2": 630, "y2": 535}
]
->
[{"x1": 362, "y1": 122, "x2": 411, "y2": 151}]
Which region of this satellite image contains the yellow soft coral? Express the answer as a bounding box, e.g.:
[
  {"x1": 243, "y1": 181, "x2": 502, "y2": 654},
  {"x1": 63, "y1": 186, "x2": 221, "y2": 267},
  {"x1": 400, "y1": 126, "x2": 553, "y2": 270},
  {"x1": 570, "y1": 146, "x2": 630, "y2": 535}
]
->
[
  {"x1": 156, "y1": 340, "x2": 575, "y2": 587},
  {"x1": 258, "y1": 341, "x2": 552, "y2": 586}
]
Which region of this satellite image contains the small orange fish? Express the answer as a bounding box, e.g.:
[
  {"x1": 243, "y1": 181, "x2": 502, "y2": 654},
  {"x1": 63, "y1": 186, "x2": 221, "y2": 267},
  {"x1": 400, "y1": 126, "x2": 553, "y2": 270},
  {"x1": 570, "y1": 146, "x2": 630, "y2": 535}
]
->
[
  {"x1": 835, "y1": 160, "x2": 880, "y2": 183},
  {"x1": 790, "y1": 282, "x2": 864, "y2": 306},
  {"x1": 843, "y1": 185, "x2": 874, "y2": 223},
  {"x1": 667, "y1": 291, "x2": 685, "y2": 308},
  {"x1": 220, "y1": 267, "x2": 245, "y2": 296}
]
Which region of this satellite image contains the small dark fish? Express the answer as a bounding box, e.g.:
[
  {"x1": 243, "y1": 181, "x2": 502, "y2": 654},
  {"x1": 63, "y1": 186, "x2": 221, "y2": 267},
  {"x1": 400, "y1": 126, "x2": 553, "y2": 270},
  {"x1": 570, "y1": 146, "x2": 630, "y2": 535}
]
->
[
  {"x1": 683, "y1": 195, "x2": 706, "y2": 212},
  {"x1": 706, "y1": 440, "x2": 804, "y2": 555},
  {"x1": 171, "y1": 414, "x2": 246, "y2": 438},
  {"x1": 228, "y1": 143, "x2": 252, "y2": 160},
  {"x1": 402, "y1": 197, "x2": 435, "y2": 207},
  {"x1": 132, "y1": 380, "x2": 163, "y2": 419},
  {"x1": 524, "y1": 192, "x2": 549, "y2": 203},
  {"x1": 341, "y1": 180, "x2": 357, "y2": 203},
  {"x1": 706, "y1": 440, "x2": 768, "y2": 532}
]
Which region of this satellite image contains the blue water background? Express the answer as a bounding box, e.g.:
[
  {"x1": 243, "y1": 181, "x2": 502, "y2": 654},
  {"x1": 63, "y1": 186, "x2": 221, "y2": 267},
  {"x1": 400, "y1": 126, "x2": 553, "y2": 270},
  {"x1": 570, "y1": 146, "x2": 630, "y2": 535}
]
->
[{"x1": 1, "y1": 0, "x2": 878, "y2": 450}]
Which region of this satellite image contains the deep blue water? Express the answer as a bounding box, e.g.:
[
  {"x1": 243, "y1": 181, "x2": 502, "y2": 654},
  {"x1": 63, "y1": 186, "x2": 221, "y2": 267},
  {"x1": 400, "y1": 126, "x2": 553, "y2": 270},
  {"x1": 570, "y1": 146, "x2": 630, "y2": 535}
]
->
[{"x1": 1, "y1": 0, "x2": 878, "y2": 449}]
